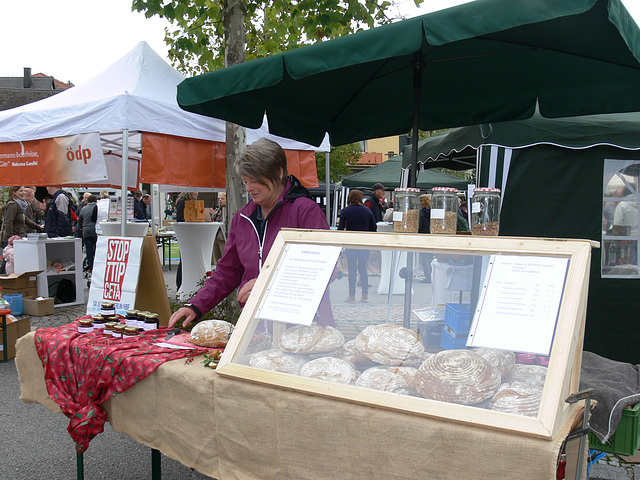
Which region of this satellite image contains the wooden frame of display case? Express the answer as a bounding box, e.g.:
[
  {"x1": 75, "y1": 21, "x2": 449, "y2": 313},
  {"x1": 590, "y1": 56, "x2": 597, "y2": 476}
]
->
[{"x1": 217, "y1": 229, "x2": 596, "y2": 441}]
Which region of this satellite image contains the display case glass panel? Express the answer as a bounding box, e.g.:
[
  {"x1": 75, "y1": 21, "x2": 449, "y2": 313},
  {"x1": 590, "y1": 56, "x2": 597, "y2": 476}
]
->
[{"x1": 218, "y1": 230, "x2": 594, "y2": 439}]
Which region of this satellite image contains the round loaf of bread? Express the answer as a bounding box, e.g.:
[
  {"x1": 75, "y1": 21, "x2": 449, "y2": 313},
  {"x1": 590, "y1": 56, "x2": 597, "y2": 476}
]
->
[
  {"x1": 189, "y1": 319, "x2": 233, "y2": 347},
  {"x1": 249, "y1": 349, "x2": 309, "y2": 375},
  {"x1": 414, "y1": 349, "x2": 501, "y2": 404},
  {"x1": 490, "y1": 381, "x2": 542, "y2": 417},
  {"x1": 333, "y1": 339, "x2": 374, "y2": 366},
  {"x1": 280, "y1": 324, "x2": 345, "y2": 354},
  {"x1": 503, "y1": 364, "x2": 547, "y2": 387},
  {"x1": 356, "y1": 366, "x2": 417, "y2": 395},
  {"x1": 472, "y1": 347, "x2": 516, "y2": 378},
  {"x1": 355, "y1": 324, "x2": 425, "y2": 366},
  {"x1": 300, "y1": 357, "x2": 359, "y2": 385}
]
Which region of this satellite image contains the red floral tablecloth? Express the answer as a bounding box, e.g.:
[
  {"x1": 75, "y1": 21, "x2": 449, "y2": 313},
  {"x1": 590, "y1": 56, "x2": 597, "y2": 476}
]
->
[{"x1": 34, "y1": 318, "x2": 207, "y2": 453}]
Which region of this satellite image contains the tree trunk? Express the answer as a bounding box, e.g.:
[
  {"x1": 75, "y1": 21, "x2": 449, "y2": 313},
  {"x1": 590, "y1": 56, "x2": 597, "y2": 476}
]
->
[{"x1": 223, "y1": 0, "x2": 247, "y2": 322}]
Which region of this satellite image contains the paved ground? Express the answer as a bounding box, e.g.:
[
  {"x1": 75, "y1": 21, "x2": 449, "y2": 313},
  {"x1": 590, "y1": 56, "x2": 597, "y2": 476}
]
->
[{"x1": 3, "y1": 258, "x2": 639, "y2": 479}]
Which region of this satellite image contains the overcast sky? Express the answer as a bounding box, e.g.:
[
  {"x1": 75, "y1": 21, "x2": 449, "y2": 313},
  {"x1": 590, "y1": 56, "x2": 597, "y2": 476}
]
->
[{"x1": 1, "y1": 0, "x2": 639, "y2": 86}]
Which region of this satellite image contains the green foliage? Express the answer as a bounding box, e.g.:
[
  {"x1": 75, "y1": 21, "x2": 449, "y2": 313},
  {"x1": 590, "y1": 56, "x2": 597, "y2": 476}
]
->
[
  {"x1": 315, "y1": 142, "x2": 362, "y2": 182},
  {"x1": 132, "y1": 0, "x2": 423, "y2": 75}
]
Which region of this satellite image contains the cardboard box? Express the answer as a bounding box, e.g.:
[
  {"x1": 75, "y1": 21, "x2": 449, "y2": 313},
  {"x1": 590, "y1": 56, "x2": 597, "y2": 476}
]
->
[
  {"x1": 0, "y1": 271, "x2": 41, "y2": 297},
  {"x1": 0, "y1": 316, "x2": 31, "y2": 361},
  {"x1": 22, "y1": 296, "x2": 55, "y2": 316}
]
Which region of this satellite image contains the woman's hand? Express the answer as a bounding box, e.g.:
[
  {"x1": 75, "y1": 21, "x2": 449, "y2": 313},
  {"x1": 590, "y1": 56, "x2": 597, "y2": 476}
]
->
[
  {"x1": 237, "y1": 278, "x2": 257, "y2": 304},
  {"x1": 168, "y1": 306, "x2": 198, "y2": 329}
]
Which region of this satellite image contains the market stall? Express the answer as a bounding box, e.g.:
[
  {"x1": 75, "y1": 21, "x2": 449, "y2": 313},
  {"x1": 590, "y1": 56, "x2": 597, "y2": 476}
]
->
[{"x1": 18, "y1": 231, "x2": 595, "y2": 479}]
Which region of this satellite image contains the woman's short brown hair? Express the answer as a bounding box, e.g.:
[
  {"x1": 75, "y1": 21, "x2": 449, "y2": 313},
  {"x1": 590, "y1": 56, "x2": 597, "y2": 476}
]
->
[
  {"x1": 235, "y1": 138, "x2": 288, "y2": 187},
  {"x1": 347, "y1": 189, "x2": 364, "y2": 206},
  {"x1": 420, "y1": 194, "x2": 431, "y2": 209}
]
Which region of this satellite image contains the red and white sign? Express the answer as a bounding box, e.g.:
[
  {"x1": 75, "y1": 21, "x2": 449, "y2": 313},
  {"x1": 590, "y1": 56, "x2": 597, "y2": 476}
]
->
[
  {"x1": 87, "y1": 236, "x2": 144, "y2": 316},
  {"x1": 0, "y1": 132, "x2": 108, "y2": 185}
]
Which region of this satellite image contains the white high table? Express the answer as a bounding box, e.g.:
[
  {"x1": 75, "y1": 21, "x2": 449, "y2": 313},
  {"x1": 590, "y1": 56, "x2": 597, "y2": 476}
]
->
[
  {"x1": 376, "y1": 222, "x2": 407, "y2": 295},
  {"x1": 173, "y1": 222, "x2": 222, "y2": 301}
]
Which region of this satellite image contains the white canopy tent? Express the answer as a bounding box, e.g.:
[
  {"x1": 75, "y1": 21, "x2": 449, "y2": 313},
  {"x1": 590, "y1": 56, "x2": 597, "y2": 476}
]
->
[{"x1": 0, "y1": 41, "x2": 329, "y2": 233}]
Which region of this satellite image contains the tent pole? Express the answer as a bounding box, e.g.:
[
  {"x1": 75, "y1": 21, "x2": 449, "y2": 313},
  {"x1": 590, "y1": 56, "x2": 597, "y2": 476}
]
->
[
  {"x1": 403, "y1": 52, "x2": 424, "y2": 328},
  {"x1": 325, "y1": 152, "x2": 330, "y2": 225},
  {"x1": 409, "y1": 51, "x2": 424, "y2": 189},
  {"x1": 121, "y1": 129, "x2": 129, "y2": 237}
]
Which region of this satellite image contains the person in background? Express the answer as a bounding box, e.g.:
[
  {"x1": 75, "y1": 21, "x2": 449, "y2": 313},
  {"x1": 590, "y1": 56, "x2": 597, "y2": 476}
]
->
[
  {"x1": 174, "y1": 191, "x2": 198, "y2": 290},
  {"x1": 169, "y1": 138, "x2": 330, "y2": 329},
  {"x1": 44, "y1": 187, "x2": 73, "y2": 238},
  {"x1": 382, "y1": 200, "x2": 394, "y2": 222},
  {"x1": 210, "y1": 192, "x2": 227, "y2": 266},
  {"x1": 77, "y1": 194, "x2": 98, "y2": 273},
  {"x1": 134, "y1": 193, "x2": 151, "y2": 221},
  {"x1": 23, "y1": 186, "x2": 46, "y2": 232},
  {"x1": 141, "y1": 194, "x2": 151, "y2": 220},
  {"x1": 418, "y1": 194, "x2": 433, "y2": 283},
  {"x1": 94, "y1": 190, "x2": 111, "y2": 236},
  {"x1": 339, "y1": 189, "x2": 377, "y2": 302},
  {"x1": 458, "y1": 200, "x2": 469, "y2": 224},
  {"x1": 364, "y1": 183, "x2": 386, "y2": 222},
  {"x1": 1, "y1": 186, "x2": 44, "y2": 246}
]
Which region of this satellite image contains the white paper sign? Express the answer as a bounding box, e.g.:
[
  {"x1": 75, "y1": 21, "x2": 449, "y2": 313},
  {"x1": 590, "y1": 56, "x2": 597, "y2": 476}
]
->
[
  {"x1": 86, "y1": 236, "x2": 144, "y2": 316},
  {"x1": 256, "y1": 244, "x2": 341, "y2": 326},
  {"x1": 467, "y1": 255, "x2": 568, "y2": 355}
]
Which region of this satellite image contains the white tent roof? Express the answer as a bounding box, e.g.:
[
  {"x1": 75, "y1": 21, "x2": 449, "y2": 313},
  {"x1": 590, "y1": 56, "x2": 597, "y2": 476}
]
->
[{"x1": 0, "y1": 41, "x2": 329, "y2": 152}]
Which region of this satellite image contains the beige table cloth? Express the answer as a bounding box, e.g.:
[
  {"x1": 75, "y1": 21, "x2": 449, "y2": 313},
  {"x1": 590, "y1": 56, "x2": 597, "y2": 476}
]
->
[{"x1": 17, "y1": 332, "x2": 585, "y2": 479}]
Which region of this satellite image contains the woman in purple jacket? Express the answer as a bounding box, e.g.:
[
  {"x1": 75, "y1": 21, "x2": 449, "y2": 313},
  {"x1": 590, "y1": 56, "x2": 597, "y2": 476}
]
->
[{"x1": 169, "y1": 138, "x2": 329, "y2": 328}]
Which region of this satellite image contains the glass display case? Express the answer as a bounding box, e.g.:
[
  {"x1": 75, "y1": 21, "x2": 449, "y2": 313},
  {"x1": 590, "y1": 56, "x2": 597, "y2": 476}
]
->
[{"x1": 218, "y1": 230, "x2": 595, "y2": 440}]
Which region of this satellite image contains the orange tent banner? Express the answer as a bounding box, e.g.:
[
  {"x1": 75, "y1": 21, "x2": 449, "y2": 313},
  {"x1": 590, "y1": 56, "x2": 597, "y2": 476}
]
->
[
  {"x1": 141, "y1": 132, "x2": 319, "y2": 189},
  {"x1": 0, "y1": 133, "x2": 108, "y2": 186}
]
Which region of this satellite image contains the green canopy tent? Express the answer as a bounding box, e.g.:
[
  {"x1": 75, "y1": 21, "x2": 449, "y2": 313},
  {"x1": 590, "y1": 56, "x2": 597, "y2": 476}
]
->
[
  {"x1": 341, "y1": 155, "x2": 469, "y2": 190},
  {"x1": 400, "y1": 111, "x2": 640, "y2": 363},
  {"x1": 177, "y1": 0, "x2": 640, "y2": 189}
]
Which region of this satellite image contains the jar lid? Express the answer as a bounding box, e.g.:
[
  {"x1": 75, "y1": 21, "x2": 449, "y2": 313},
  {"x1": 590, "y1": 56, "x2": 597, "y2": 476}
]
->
[
  {"x1": 101, "y1": 302, "x2": 115, "y2": 308},
  {"x1": 394, "y1": 187, "x2": 420, "y2": 193},
  {"x1": 474, "y1": 187, "x2": 501, "y2": 193},
  {"x1": 125, "y1": 310, "x2": 138, "y2": 316},
  {"x1": 79, "y1": 319, "x2": 93, "y2": 326},
  {"x1": 124, "y1": 326, "x2": 139, "y2": 334},
  {"x1": 432, "y1": 187, "x2": 459, "y2": 192}
]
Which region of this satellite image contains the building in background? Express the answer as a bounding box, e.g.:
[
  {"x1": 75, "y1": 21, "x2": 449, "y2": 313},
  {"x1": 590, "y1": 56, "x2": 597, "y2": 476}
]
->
[{"x1": 0, "y1": 67, "x2": 73, "y2": 111}]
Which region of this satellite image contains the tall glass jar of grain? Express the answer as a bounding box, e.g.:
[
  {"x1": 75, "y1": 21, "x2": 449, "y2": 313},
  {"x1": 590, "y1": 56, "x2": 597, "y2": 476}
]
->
[
  {"x1": 393, "y1": 188, "x2": 420, "y2": 233},
  {"x1": 430, "y1": 187, "x2": 459, "y2": 234},
  {"x1": 470, "y1": 187, "x2": 501, "y2": 236}
]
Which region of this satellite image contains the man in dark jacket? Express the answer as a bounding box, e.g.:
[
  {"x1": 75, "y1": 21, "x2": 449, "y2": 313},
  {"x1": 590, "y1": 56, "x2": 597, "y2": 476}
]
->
[
  {"x1": 44, "y1": 187, "x2": 73, "y2": 237},
  {"x1": 364, "y1": 182, "x2": 386, "y2": 222}
]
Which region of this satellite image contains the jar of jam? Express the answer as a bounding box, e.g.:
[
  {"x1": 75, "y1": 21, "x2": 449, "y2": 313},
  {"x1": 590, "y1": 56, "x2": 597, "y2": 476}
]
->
[
  {"x1": 125, "y1": 310, "x2": 139, "y2": 327},
  {"x1": 78, "y1": 318, "x2": 94, "y2": 334},
  {"x1": 92, "y1": 314, "x2": 106, "y2": 332},
  {"x1": 101, "y1": 302, "x2": 116, "y2": 317},
  {"x1": 144, "y1": 313, "x2": 159, "y2": 331},
  {"x1": 136, "y1": 311, "x2": 150, "y2": 330},
  {"x1": 123, "y1": 326, "x2": 139, "y2": 341},
  {"x1": 113, "y1": 324, "x2": 126, "y2": 339},
  {"x1": 104, "y1": 322, "x2": 117, "y2": 337}
]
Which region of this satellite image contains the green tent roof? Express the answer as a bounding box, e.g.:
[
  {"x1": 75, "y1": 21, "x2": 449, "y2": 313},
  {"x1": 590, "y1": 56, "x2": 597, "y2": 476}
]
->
[
  {"x1": 403, "y1": 111, "x2": 640, "y2": 169},
  {"x1": 341, "y1": 156, "x2": 469, "y2": 189}
]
